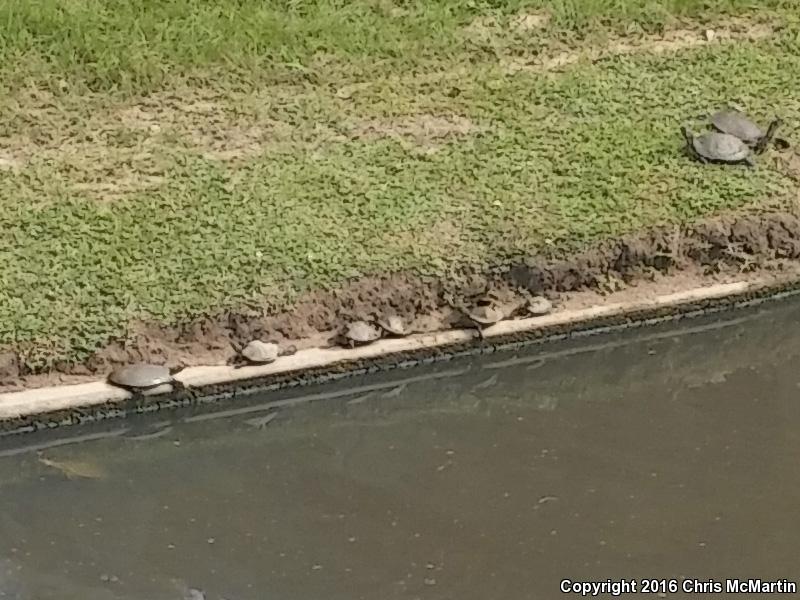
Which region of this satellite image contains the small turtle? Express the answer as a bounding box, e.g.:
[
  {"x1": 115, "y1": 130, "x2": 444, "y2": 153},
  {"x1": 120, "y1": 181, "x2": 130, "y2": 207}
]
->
[
  {"x1": 377, "y1": 315, "x2": 408, "y2": 337},
  {"x1": 241, "y1": 340, "x2": 280, "y2": 364},
  {"x1": 229, "y1": 340, "x2": 297, "y2": 368},
  {"x1": 467, "y1": 304, "x2": 505, "y2": 325},
  {"x1": 342, "y1": 320, "x2": 382, "y2": 347},
  {"x1": 107, "y1": 363, "x2": 185, "y2": 397},
  {"x1": 682, "y1": 126, "x2": 754, "y2": 166},
  {"x1": 526, "y1": 295, "x2": 553, "y2": 316},
  {"x1": 444, "y1": 292, "x2": 505, "y2": 340},
  {"x1": 464, "y1": 304, "x2": 505, "y2": 340},
  {"x1": 710, "y1": 109, "x2": 783, "y2": 154}
]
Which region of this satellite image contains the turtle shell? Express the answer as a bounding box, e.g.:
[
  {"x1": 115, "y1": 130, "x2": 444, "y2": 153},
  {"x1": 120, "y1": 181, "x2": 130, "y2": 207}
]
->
[
  {"x1": 345, "y1": 321, "x2": 381, "y2": 344},
  {"x1": 710, "y1": 109, "x2": 763, "y2": 144},
  {"x1": 692, "y1": 132, "x2": 751, "y2": 162},
  {"x1": 527, "y1": 296, "x2": 553, "y2": 316},
  {"x1": 377, "y1": 315, "x2": 406, "y2": 336},
  {"x1": 467, "y1": 305, "x2": 504, "y2": 326},
  {"x1": 241, "y1": 340, "x2": 280, "y2": 364},
  {"x1": 108, "y1": 364, "x2": 173, "y2": 390}
]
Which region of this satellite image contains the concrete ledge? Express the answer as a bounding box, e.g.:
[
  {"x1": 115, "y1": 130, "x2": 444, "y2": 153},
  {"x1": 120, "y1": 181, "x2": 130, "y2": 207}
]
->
[
  {"x1": 178, "y1": 280, "x2": 753, "y2": 386},
  {"x1": 0, "y1": 278, "x2": 792, "y2": 429}
]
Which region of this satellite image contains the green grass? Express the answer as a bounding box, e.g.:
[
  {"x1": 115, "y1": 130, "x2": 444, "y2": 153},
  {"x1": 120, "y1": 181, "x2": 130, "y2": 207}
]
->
[
  {"x1": 1, "y1": 0, "x2": 800, "y2": 369},
  {"x1": 0, "y1": 0, "x2": 794, "y2": 93}
]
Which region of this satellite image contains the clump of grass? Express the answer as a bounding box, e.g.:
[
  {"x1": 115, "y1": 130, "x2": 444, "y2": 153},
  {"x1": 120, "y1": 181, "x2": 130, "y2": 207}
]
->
[
  {"x1": 527, "y1": 0, "x2": 786, "y2": 30},
  {"x1": 0, "y1": 0, "x2": 793, "y2": 93}
]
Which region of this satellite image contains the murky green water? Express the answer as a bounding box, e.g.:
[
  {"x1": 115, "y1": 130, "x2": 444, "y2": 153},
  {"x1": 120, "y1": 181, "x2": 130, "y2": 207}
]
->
[{"x1": 2, "y1": 298, "x2": 800, "y2": 599}]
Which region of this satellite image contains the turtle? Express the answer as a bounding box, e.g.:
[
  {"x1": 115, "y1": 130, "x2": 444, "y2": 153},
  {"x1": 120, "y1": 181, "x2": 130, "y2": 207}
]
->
[
  {"x1": 107, "y1": 363, "x2": 185, "y2": 397},
  {"x1": 444, "y1": 291, "x2": 506, "y2": 340},
  {"x1": 464, "y1": 304, "x2": 505, "y2": 340},
  {"x1": 526, "y1": 295, "x2": 553, "y2": 316},
  {"x1": 241, "y1": 340, "x2": 280, "y2": 364},
  {"x1": 377, "y1": 315, "x2": 409, "y2": 337},
  {"x1": 342, "y1": 320, "x2": 382, "y2": 347},
  {"x1": 710, "y1": 109, "x2": 783, "y2": 154},
  {"x1": 229, "y1": 340, "x2": 297, "y2": 368},
  {"x1": 681, "y1": 126, "x2": 755, "y2": 166}
]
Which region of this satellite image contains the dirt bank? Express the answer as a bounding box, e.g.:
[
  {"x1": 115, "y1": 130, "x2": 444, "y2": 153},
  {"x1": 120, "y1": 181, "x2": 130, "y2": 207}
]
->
[{"x1": 4, "y1": 210, "x2": 800, "y2": 393}]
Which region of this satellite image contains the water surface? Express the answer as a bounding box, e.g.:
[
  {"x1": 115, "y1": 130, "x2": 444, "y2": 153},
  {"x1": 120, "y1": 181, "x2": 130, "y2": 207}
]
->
[{"x1": 2, "y1": 299, "x2": 800, "y2": 599}]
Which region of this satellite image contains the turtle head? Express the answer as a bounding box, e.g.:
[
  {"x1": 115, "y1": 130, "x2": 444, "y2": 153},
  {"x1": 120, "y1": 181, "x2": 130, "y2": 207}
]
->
[
  {"x1": 281, "y1": 344, "x2": 298, "y2": 357},
  {"x1": 680, "y1": 125, "x2": 694, "y2": 146}
]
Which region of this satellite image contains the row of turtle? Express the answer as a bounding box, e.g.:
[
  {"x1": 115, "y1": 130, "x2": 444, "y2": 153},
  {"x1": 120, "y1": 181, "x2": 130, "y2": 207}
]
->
[
  {"x1": 682, "y1": 107, "x2": 787, "y2": 166},
  {"x1": 105, "y1": 291, "x2": 554, "y2": 394},
  {"x1": 339, "y1": 290, "x2": 553, "y2": 345}
]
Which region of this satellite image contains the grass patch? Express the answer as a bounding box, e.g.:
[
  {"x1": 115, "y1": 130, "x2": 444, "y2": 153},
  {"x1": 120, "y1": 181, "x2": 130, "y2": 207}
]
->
[
  {"x1": 0, "y1": 0, "x2": 795, "y2": 93},
  {"x1": 1, "y1": 1, "x2": 800, "y2": 369}
]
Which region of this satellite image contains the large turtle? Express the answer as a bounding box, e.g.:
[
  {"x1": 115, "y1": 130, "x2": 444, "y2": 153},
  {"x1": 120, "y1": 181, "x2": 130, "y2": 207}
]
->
[
  {"x1": 710, "y1": 109, "x2": 783, "y2": 154},
  {"x1": 682, "y1": 126, "x2": 754, "y2": 166},
  {"x1": 107, "y1": 363, "x2": 185, "y2": 397}
]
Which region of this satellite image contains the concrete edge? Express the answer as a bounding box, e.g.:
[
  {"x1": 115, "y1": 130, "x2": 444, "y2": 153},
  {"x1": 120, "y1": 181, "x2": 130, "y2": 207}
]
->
[{"x1": 0, "y1": 278, "x2": 775, "y2": 425}]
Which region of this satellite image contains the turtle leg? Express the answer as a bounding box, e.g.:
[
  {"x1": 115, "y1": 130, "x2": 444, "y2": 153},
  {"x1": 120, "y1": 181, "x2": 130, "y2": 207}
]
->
[
  {"x1": 689, "y1": 146, "x2": 707, "y2": 164},
  {"x1": 744, "y1": 155, "x2": 757, "y2": 168},
  {"x1": 473, "y1": 325, "x2": 485, "y2": 341},
  {"x1": 684, "y1": 142, "x2": 706, "y2": 164},
  {"x1": 755, "y1": 118, "x2": 782, "y2": 155}
]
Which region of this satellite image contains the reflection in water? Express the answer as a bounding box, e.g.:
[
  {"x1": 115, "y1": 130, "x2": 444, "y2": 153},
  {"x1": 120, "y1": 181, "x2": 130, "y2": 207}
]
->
[{"x1": 1, "y1": 299, "x2": 800, "y2": 598}]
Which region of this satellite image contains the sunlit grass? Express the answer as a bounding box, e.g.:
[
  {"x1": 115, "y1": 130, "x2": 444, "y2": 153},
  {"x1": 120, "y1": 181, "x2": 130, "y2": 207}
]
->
[
  {"x1": 0, "y1": 0, "x2": 793, "y2": 93},
  {"x1": 0, "y1": 0, "x2": 798, "y2": 368}
]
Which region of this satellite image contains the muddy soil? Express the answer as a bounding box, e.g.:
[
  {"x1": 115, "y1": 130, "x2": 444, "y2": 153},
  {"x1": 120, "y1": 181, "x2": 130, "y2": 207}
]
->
[{"x1": 4, "y1": 211, "x2": 800, "y2": 392}]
